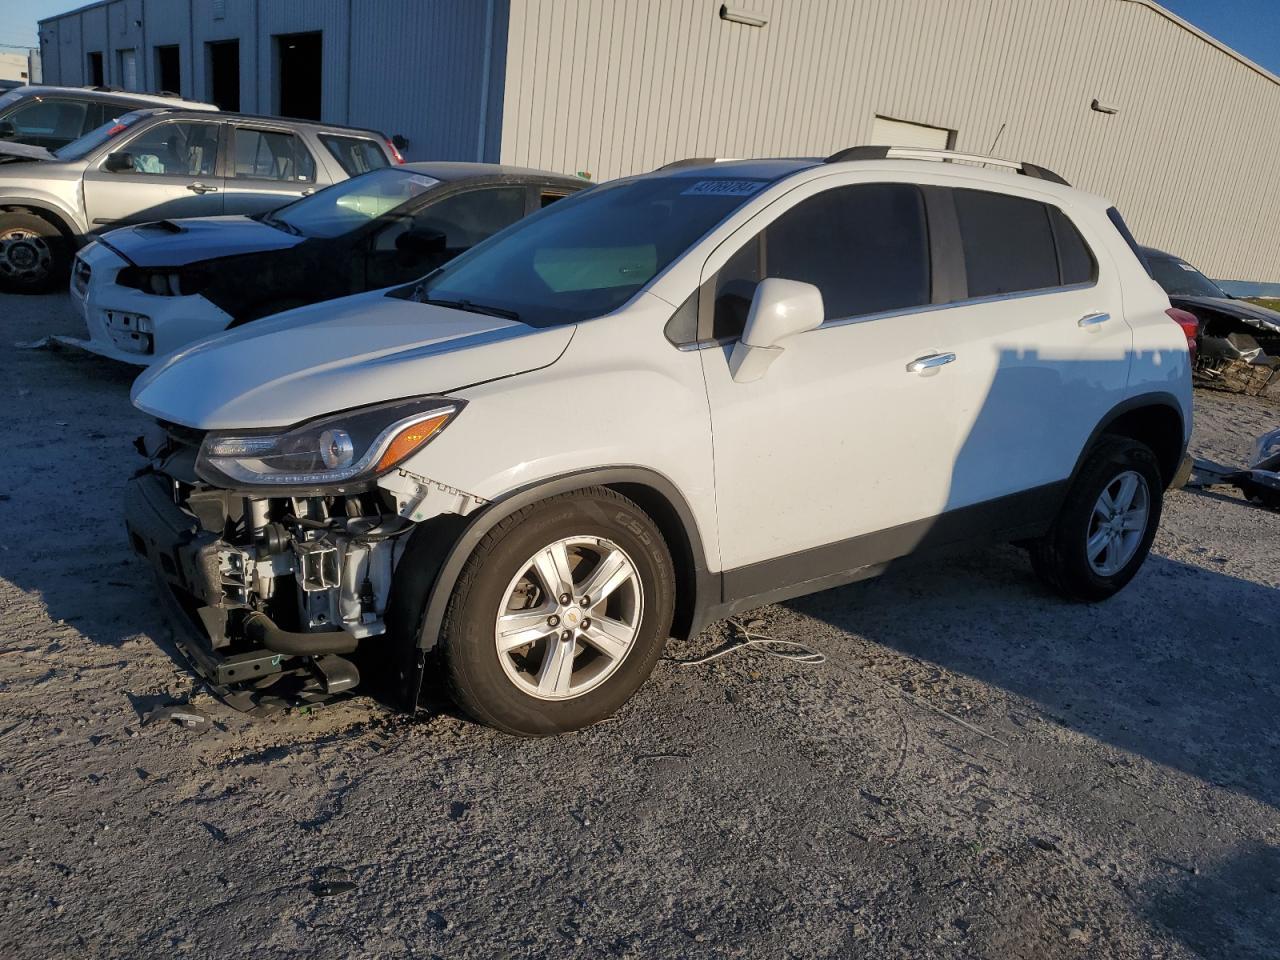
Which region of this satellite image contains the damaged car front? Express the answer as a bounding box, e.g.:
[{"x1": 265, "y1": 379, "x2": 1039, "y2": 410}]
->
[{"x1": 124, "y1": 291, "x2": 573, "y2": 708}]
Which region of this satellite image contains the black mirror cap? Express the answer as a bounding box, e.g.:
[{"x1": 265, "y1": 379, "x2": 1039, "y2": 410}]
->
[
  {"x1": 395, "y1": 227, "x2": 447, "y2": 256},
  {"x1": 103, "y1": 151, "x2": 134, "y2": 173},
  {"x1": 0, "y1": 120, "x2": 16, "y2": 140}
]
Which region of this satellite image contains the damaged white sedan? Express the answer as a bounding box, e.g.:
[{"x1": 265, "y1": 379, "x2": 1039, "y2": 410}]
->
[{"x1": 127, "y1": 149, "x2": 1192, "y2": 734}]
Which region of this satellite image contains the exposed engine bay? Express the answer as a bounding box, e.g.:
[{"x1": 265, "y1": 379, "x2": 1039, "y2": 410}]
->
[{"x1": 124, "y1": 423, "x2": 482, "y2": 709}]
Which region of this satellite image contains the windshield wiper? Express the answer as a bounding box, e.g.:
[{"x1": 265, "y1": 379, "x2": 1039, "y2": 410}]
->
[{"x1": 419, "y1": 297, "x2": 521, "y2": 322}]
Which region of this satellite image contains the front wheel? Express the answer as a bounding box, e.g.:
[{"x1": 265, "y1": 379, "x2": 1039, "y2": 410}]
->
[
  {"x1": 440, "y1": 488, "x2": 675, "y2": 736},
  {"x1": 0, "y1": 213, "x2": 68, "y2": 293},
  {"x1": 1030, "y1": 436, "x2": 1163, "y2": 601}
]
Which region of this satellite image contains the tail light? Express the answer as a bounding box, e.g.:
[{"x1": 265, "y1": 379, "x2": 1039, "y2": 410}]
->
[
  {"x1": 385, "y1": 138, "x2": 405, "y2": 164},
  {"x1": 1167, "y1": 307, "x2": 1199, "y2": 364}
]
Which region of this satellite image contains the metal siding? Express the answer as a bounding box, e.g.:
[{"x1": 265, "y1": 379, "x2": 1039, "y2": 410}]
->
[
  {"x1": 190, "y1": 0, "x2": 257, "y2": 108},
  {"x1": 501, "y1": 0, "x2": 1280, "y2": 281},
  {"x1": 259, "y1": 0, "x2": 348, "y2": 121},
  {"x1": 347, "y1": 0, "x2": 497, "y2": 161},
  {"x1": 145, "y1": 1, "x2": 195, "y2": 99}
]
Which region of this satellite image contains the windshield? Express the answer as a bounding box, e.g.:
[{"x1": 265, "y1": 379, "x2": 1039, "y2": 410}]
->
[
  {"x1": 270, "y1": 168, "x2": 440, "y2": 238},
  {"x1": 1148, "y1": 255, "x2": 1227, "y2": 299},
  {"x1": 53, "y1": 111, "x2": 148, "y2": 161},
  {"x1": 406, "y1": 175, "x2": 771, "y2": 326}
]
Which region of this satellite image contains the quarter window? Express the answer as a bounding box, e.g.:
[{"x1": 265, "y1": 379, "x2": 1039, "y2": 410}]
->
[
  {"x1": 233, "y1": 128, "x2": 316, "y2": 182},
  {"x1": 319, "y1": 134, "x2": 390, "y2": 176},
  {"x1": 1048, "y1": 206, "x2": 1097, "y2": 285},
  {"x1": 954, "y1": 189, "x2": 1059, "y2": 297},
  {"x1": 116, "y1": 121, "x2": 219, "y2": 176}
]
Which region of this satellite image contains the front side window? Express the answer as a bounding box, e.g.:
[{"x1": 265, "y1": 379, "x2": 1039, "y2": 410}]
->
[
  {"x1": 409, "y1": 175, "x2": 770, "y2": 327},
  {"x1": 271, "y1": 168, "x2": 439, "y2": 239},
  {"x1": 954, "y1": 189, "x2": 1059, "y2": 297},
  {"x1": 410, "y1": 187, "x2": 527, "y2": 251},
  {"x1": 233, "y1": 128, "x2": 316, "y2": 182},
  {"x1": 710, "y1": 183, "x2": 931, "y2": 338},
  {"x1": 115, "y1": 121, "x2": 219, "y2": 176},
  {"x1": 320, "y1": 134, "x2": 390, "y2": 176}
]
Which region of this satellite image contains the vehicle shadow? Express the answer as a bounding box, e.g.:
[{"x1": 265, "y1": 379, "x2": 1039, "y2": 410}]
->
[
  {"x1": 1140, "y1": 842, "x2": 1280, "y2": 960},
  {"x1": 788, "y1": 547, "x2": 1280, "y2": 810}
]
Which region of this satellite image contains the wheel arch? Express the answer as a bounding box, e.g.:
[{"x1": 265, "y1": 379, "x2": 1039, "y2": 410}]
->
[
  {"x1": 377, "y1": 467, "x2": 717, "y2": 712},
  {"x1": 0, "y1": 201, "x2": 80, "y2": 241},
  {"x1": 1077, "y1": 393, "x2": 1187, "y2": 489}
]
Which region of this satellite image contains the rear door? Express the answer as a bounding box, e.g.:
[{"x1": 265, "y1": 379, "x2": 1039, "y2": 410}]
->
[
  {"x1": 221, "y1": 124, "x2": 321, "y2": 216},
  {"x1": 81, "y1": 117, "x2": 225, "y2": 228},
  {"x1": 926, "y1": 187, "x2": 1130, "y2": 511}
]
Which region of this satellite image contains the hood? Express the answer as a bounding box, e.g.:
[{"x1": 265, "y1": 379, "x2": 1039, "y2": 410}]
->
[
  {"x1": 1170, "y1": 295, "x2": 1280, "y2": 335},
  {"x1": 131, "y1": 290, "x2": 575, "y2": 429},
  {"x1": 0, "y1": 141, "x2": 55, "y2": 163},
  {"x1": 99, "y1": 215, "x2": 306, "y2": 268}
]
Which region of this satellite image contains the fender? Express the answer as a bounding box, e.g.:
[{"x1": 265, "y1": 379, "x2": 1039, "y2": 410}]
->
[
  {"x1": 0, "y1": 193, "x2": 86, "y2": 238},
  {"x1": 1068, "y1": 391, "x2": 1187, "y2": 489}
]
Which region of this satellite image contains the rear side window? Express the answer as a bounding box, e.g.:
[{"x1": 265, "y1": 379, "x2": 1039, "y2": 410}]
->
[
  {"x1": 320, "y1": 134, "x2": 390, "y2": 176},
  {"x1": 1048, "y1": 206, "x2": 1096, "y2": 285},
  {"x1": 954, "y1": 189, "x2": 1059, "y2": 297},
  {"x1": 766, "y1": 183, "x2": 931, "y2": 322},
  {"x1": 233, "y1": 128, "x2": 316, "y2": 182}
]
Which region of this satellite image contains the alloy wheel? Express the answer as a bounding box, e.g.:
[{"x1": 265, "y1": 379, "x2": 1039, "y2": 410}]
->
[
  {"x1": 494, "y1": 535, "x2": 644, "y2": 700},
  {"x1": 1086, "y1": 469, "x2": 1150, "y2": 576},
  {"x1": 0, "y1": 229, "x2": 53, "y2": 283}
]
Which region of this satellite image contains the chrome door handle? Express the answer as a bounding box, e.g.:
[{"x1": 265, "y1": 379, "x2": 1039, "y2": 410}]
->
[
  {"x1": 907, "y1": 352, "x2": 956, "y2": 374},
  {"x1": 187, "y1": 181, "x2": 218, "y2": 194},
  {"x1": 1078, "y1": 312, "x2": 1110, "y2": 328},
  {"x1": 300, "y1": 188, "x2": 315, "y2": 196}
]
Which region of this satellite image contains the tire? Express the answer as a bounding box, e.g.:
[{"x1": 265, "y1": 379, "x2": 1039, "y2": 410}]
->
[
  {"x1": 0, "y1": 213, "x2": 68, "y2": 293},
  {"x1": 1030, "y1": 435, "x2": 1163, "y2": 602},
  {"x1": 441, "y1": 488, "x2": 675, "y2": 736}
]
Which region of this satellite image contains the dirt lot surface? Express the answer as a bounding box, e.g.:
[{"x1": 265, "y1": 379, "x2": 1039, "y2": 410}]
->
[{"x1": 1, "y1": 293, "x2": 1277, "y2": 960}]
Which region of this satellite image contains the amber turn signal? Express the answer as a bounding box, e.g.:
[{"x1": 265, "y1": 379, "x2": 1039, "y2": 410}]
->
[{"x1": 374, "y1": 413, "x2": 453, "y2": 472}]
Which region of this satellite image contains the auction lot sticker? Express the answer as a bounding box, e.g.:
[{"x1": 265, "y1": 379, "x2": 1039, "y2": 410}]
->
[{"x1": 681, "y1": 179, "x2": 768, "y2": 197}]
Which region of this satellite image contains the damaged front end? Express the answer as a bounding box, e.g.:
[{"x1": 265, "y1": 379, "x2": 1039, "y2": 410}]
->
[{"x1": 124, "y1": 401, "x2": 480, "y2": 711}]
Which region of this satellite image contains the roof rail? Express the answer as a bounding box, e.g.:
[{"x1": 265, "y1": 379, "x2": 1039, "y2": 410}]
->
[
  {"x1": 654, "y1": 156, "x2": 738, "y2": 171},
  {"x1": 823, "y1": 145, "x2": 1070, "y2": 186}
]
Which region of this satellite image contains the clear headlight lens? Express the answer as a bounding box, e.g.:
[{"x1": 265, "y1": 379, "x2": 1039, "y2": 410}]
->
[{"x1": 196, "y1": 397, "x2": 463, "y2": 488}]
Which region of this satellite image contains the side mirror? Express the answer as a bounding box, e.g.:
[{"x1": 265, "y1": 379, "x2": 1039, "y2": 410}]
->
[
  {"x1": 395, "y1": 227, "x2": 447, "y2": 258},
  {"x1": 103, "y1": 151, "x2": 134, "y2": 173},
  {"x1": 0, "y1": 120, "x2": 16, "y2": 140},
  {"x1": 729, "y1": 278, "x2": 824, "y2": 382}
]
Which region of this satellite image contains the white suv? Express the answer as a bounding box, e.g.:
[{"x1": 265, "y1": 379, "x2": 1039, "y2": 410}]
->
[{"x1": 126, "y1": 147, "x2": 1192, "y2": 735}]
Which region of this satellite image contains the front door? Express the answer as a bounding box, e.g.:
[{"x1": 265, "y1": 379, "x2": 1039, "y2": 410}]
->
[
  {"x1": 81, "y1": 118, "x2": 225, "y2": 228},
  {"x1": 698, "y1": 180, "x2": 959, "y2": 585}
]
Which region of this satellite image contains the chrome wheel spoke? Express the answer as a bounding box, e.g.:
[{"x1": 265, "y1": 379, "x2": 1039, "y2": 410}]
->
[
  {"x1": 1113, "y1": 473, "x2": 1139, "y2": 512},
  {"x1": 578, "y1": 548, "x2": 631, "y2": 606},
  {"x1": 497, "y1": 606, "x2": 556, "y2": 651},
  {"x1": 533, "y1": 541, "x2": 575, "y2": 601},
  {"x1": 1087, "y1": 527, "x2": 1111, "y2": 561},
  {"x1": 581, "y1": 616, "x2": 635, "y2": 661},
  {"x1": 536, "y1": 638, "x2": 576, "y2": 696}
]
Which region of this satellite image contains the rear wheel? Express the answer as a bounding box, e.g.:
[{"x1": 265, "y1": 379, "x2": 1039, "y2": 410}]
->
[
  {"x1": 1030, "y1": 436, "x2": 1163, "y2": 601},
  {"x1": 0, "y1": 213, "x2": 68, "y2": 293},
  {"x1": 441, "y1": 488, "x2": 675, "y2": 736}
]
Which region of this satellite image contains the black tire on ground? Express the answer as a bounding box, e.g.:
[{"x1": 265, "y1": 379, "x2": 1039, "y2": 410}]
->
[
  {"x1": 440, "y1": 487, "x2": 675, "y2": 736},
  {"x1": 0, "y1": 212, "x2": 69, "y2": 293},
  {"x1": 1030, "y1": 435, "x2": 1164, "y2": 602}
]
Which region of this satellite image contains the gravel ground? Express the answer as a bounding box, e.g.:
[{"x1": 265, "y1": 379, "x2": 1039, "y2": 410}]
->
[{"x1": 1, "y1": 293, "x2": 1277, "y2": 960}]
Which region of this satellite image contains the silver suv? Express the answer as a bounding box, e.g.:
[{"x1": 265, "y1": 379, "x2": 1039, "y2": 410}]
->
[
  {"x1": 0, "y1": 107, "x2": 399, "y2": 291},
  {"x1": 0, "y1": 85, "x2": 217, "y2": 151}
]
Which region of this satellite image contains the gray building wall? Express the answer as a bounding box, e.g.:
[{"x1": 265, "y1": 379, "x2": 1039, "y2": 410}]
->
[
  {"x1": 38, "y1": 0, "x2": 504, "y2": 163},
  {"x1": 498, "y1": 0, "x2": 1280, "y2": 283},
  {"x1": 37, "y1": 0, "x2": 1280, "y2": 282}
]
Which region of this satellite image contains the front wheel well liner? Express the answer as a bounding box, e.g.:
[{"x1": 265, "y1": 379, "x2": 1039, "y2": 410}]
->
[{"x1": 0, "y1": 204, "x2": 76, "y2": 240}]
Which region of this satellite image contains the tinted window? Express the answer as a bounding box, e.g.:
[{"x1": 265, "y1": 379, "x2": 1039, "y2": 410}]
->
[
  {"x1": 233, "y1": 128, "x2": 316, "y2": 182},
  {"x1": 1147, "y1": 256, "x2": 1226, "y2": 298},
  {"x1": 712, "y1": 235, "x2": 762, "y2": 339},
  {"x1": 412, "y1": 187, "x2": 527, "y2": 251},
  {"x1": 765, "y1": 184, "x2": 930, "y2": 321},
  {"x1": 274, "y1": 168, "x2": 439, "y2": 239},
  {"x1": 954, "y1": 189, "x2": 1058, "y2": 297},
  {"x1": 1048, "y1": 206, "x2": 1096, "y2": 285},
  {"x1": 116, "y1": 121, "x2": 219, "y2": 176},
  {"x1": 320, "y1": 134, "x2": 390, "y2": 176},
  {"x1": 5, "y1": 98, "x2": 88, "y2": 142},
  {"x1": 541, "y1": 191, "x2": 570, "y2": 208}
]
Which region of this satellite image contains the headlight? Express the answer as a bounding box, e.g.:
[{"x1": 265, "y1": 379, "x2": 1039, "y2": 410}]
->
[
  {"x1": 196, "y1": 397, "x2": 463, "y2": 489},
  {"x1": 118, "y1": 266, "x2": 211, "y2": 297}
]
